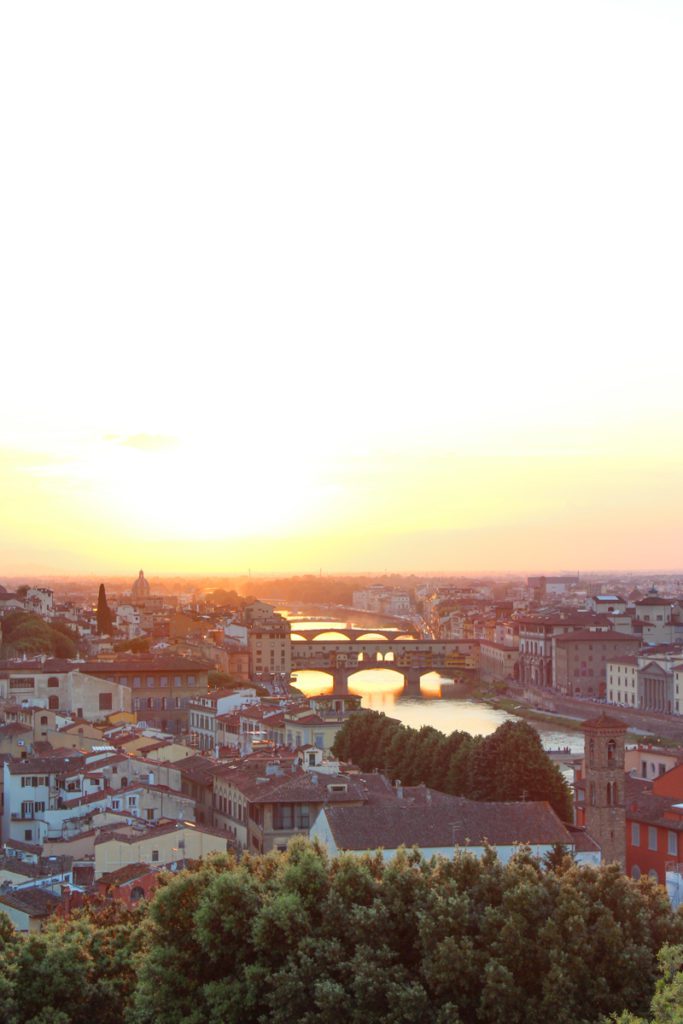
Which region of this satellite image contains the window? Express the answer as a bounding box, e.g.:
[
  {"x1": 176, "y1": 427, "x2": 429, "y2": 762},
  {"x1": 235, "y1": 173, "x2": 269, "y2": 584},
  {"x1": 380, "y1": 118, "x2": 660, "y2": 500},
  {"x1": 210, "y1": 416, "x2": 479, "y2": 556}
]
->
[
  {"x1": 40, "y1": 716, "x2": 48, "y2": 725},
  {"x1": 174, "y1": 676, "x2": 183, "y2": 688},
  {"x1": 112, "y1": 799, "x2": 121, "y2": 810},
  {"x1": 133, "y1": 677, "x2": 142, "y2": 688},
  {"x1": 34, "y1": 801, "x2": 45, "y2": 813},
  {"x1": 607, "y1": 740, "x2": 616, "y2": 764},
  {"x1": 668, "y1": 831, "x2": 678, "y2": 856},
  {"x1": 119, "y1": 676, "x2": 128, "y2": 687},
  {"x1": 48, "y1": 696, "x2": 59, "y2": 710},
  {"x1": 130, "y1": 886, "x2": 145, "y2": 902},
  {"x1": 146, "y1": 676, "x2": 155, "y2": 688},
  {"x1": 648, "y1": 869, "x2": 659, "y2": 882},
  {"x1": 631, "y1": 823, "x2": 640, "y2": 846},
  {"x1": 188, "y1": 675, "x2": 196, "y2": 687},
  {"x1": 658, "y1": 763, "x2": 667, "y2": 776},
  {"x1": 632, "y1": 865, "x2": 641, "y2": 881},
  {"x1": 648, "y1": 826, "x2": 658, "y2": 851},
  {"x1": 273, "y1": 804, "x2": 295, "y2": 830},
  {"x1": 24, "y1": 829, "x2": 32, "y2": 841},
  {"x1": 99, "y1": 692, "x2": 113, "y2": 711},
  {"x1": 147, "y1": 809, "x2": 155, "y2": 820},
  {"x1": 160, "y1": 676, "x2": 168, "y2": 688},
  {"x1": 151, "y1": 850, "x2": 159, "y2": 862},
  {"x1": 128, "y1": 796, "x2": 137, "y2": 807},
  {"x1": 10, "y1": 677, "x2": 35, "y2": 689},
  {"x1": 47, "y1": 676, "x2": 59, "y2": 688}
]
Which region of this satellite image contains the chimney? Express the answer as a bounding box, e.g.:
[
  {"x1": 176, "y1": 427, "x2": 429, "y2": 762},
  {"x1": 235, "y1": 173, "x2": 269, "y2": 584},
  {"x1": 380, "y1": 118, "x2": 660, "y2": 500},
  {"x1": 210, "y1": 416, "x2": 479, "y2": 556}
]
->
[{"x1": 394, "y1": 779, "x2": 403, "y2": 800}]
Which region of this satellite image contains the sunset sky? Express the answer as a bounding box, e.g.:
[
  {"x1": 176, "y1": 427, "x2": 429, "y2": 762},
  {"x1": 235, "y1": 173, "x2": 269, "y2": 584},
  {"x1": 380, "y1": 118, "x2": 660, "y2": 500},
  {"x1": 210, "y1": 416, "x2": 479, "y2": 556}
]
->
[{"x1": 1, "y1": 1, "x2": 682, "y2": 575}]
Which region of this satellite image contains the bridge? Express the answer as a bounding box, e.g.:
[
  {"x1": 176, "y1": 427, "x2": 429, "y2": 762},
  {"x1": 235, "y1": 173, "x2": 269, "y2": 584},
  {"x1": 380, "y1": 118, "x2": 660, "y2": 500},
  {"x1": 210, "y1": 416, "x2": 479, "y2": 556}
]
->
[
  {"x1": 289, "y1": 627, "x2": 416, "y2": 642},
  {"x1": 291, "y1": 638, "x2": 478, "y2": 695}
]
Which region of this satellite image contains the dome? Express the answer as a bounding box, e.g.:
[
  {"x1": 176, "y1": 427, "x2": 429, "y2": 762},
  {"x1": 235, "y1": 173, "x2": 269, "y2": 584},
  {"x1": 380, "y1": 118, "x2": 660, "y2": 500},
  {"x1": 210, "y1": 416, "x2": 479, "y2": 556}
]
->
[{"x1": 131, "y1": 570, "x2": 151, "y2": 600}]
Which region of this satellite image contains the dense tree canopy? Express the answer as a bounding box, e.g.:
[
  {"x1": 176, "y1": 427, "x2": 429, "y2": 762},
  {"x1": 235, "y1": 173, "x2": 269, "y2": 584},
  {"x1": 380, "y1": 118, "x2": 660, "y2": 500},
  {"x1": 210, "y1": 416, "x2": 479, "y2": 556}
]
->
[
  {"x1": 332, "y1": 711, "x2": 573, "y2": 819},
  {"x1": 611, "y1": 944, "x2": 683, "y2": 1023},
  {"x1": 0, "y1": 611, "x2": 79, "y2": 659},
  {"x1": 0, "y1": 842, "x2": 681, "y2": 1024}
]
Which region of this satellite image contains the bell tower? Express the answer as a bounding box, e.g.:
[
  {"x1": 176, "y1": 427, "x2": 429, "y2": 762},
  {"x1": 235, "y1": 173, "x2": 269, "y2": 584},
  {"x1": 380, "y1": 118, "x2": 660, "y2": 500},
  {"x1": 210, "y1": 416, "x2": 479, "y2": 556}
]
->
[{"x1": 582, "y1": 713, "x2": 627, "y2": 868}]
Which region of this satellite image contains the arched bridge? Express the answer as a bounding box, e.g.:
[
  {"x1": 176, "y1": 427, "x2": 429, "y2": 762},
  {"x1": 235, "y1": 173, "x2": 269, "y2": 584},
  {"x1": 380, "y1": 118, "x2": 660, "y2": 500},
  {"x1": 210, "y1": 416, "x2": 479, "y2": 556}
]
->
[
  {"x1": 290, "y1": 627, "x2": 416, "y2": 642},
  {"x1": 291, "y1": 639, "x2": 478, "y2": 694}
]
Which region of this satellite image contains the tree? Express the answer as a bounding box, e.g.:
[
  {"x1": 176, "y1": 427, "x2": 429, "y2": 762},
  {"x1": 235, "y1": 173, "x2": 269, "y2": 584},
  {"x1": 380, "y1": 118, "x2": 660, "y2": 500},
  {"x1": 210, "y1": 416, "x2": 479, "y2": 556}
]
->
[
  {"x1": 96, "y1": 584, "x2": 114, "y2": 636},
  {"x1": 1, "y1": 845, "x2": 682, "y2": 1023},
  {"x1": 609, "y1": 945, "x2": 683, "y2": 1024},
  {"x1": 332, "y1": 712, "x2": 573, "y2": 819}
]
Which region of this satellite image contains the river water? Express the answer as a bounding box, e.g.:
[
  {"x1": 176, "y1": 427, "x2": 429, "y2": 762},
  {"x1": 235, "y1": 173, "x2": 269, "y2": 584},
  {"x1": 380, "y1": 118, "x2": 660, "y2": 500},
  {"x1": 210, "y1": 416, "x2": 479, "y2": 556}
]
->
[{"x1": 284, "y1": 616, "x2": 583, "y2": 754}]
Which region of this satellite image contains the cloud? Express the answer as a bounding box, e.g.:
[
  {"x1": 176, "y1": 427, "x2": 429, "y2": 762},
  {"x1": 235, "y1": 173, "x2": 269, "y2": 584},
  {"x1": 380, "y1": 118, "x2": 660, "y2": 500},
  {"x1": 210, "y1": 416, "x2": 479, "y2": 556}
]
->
[{"x1": 109, "y1": 434, "x2": 179, "y2": 453}]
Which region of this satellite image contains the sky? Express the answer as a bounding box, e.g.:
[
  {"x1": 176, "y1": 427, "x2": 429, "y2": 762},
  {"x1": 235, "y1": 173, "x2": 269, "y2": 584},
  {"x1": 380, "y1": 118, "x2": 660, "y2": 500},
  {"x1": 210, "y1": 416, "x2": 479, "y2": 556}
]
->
[{"x1": 1, "y1": 1, "x2": 682, "y2": 576}]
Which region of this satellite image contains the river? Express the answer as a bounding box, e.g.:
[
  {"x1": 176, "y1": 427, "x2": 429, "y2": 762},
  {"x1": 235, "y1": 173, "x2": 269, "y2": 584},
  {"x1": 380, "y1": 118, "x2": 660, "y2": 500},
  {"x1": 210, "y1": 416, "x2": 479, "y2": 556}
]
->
[{"x1": 283, "y1": 615, "x2": 583, "y2": 754}]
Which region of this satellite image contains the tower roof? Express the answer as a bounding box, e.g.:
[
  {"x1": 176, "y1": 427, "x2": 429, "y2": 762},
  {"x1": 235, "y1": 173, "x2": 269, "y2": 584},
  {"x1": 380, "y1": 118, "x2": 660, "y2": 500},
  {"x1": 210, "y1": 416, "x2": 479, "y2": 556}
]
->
[{"x1": 582, "y1": 712, "x2": 628, "y2": 732}]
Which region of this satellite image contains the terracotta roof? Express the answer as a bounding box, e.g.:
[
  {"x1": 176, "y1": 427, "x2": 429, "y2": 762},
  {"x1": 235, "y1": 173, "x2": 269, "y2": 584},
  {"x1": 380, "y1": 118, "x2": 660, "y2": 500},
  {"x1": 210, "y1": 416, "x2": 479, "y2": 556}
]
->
[
  {"x1": 8, "y1": 752, "x2": 86, "y2": 775},
  {"x1": 217, "y1": 765, "x2": 370, "y2": 805},
  {"x1": 0, "y1": 723, "x2": 32, "y2": 736},
  {"x1": 553, "y1": 630, "x2": 640, "y2": 644},
  {"x1": 625, "y1": 776, "x2": 683, "y2": 831},
  {"x1": 94, "y1": 820, "x2": 230, "y2": 846},
  {"x1": 581, "y1": 713, "x2": 628, "y2": 731},
  {"x1": 175, "y1": 754, "x2": 219, "y2": 785},
  {"x1": 98, "y1": 862, "x2": 158, "y2": 886},
  {"x1": 322, "y1": 796, "x2": 572, "y2": 851},
  {"x1": 0, "y1": 887, "x2": 62, "y2": 917},
  {"x1": 5, "y1": 837, "x2": 42, "y2": 854}
]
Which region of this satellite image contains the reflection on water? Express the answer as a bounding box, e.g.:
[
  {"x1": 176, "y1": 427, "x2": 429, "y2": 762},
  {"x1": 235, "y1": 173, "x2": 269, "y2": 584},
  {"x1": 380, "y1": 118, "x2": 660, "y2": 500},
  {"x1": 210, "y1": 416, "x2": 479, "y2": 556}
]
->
[
  {"x1": 285, "y1": 615, "x2": 582, "y2": 753},
  {"x1": 291, "y1": 668, "x2": 583, "y2": 752}
]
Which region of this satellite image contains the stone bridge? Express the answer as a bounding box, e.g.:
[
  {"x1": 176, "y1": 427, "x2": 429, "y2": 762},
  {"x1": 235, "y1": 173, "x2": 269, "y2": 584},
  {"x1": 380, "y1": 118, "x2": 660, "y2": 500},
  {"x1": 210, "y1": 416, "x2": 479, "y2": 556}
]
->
[
  {"x1": 289, "y1": 626, "x2": 416, "y2": 642},
  {"x1": 291, "y1": 639, "x2": 478, "y2": 694}
]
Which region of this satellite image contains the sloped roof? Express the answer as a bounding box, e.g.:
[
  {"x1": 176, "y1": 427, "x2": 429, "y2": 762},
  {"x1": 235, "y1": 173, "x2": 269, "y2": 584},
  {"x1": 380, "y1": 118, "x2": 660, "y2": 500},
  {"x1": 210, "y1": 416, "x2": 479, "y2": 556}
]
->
[
  {"x1": 581, "y1": 713, "x2": 628, "y2": 731},
  {"x1": 322, "y1": 796, "x2": 572, "y2": 851}
]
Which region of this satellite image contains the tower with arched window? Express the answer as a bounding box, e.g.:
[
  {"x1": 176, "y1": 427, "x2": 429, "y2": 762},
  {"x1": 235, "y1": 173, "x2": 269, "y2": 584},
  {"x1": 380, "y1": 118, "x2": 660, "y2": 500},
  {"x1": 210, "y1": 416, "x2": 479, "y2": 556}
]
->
[{"x1": 583, "y1": 713, "x2": 627, "y2": 868}]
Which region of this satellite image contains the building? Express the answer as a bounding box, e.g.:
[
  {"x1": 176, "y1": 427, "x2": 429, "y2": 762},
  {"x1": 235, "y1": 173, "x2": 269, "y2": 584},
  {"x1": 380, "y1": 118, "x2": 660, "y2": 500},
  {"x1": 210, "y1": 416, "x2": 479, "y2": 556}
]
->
[
  {"x1": 82, "y1": 656, "x2": 211, "y2": 735},
  {"x1": 0, "y1": 659, "x2": 132, "y2": 721},
  {"x1": 517, "y1": 613, "x2": 611, "y2": 689},
  {"x1": 479, "y1": 640, "x2": 519, "y2": 685},
  {"x1": 552, "y1": 630, "x2": 640, "y2": 698},
  {"x1": 577, "y1": 713, "x2": 627, "y2": 869},
  {"x1": 623, "y1": 767, "x2": 683, "y2": 898},
  {"x1": 93, "y1": 820, "x2": 231, "y2": 879},
  {"x1": 188, "y1": 689, "x2": 258, "y2": 751},
  {"x1": 212, "y1": 757, "x2": 372, "y2": 854},
  {"x1": 247, "y1": 613, "x2": 291, "y2": 680},
  {"x1": 131, "y1": 570, "x2": 151, "y2": 605},
  {"x1": 24, "y1": 588, "x2": 54, "y2": 618},
  {"x1": 606, "y1": 649, "x2": 683, "y2": 714},
  {"x1": 311, "y1": 787, "x2": 599, "y2": 865}
]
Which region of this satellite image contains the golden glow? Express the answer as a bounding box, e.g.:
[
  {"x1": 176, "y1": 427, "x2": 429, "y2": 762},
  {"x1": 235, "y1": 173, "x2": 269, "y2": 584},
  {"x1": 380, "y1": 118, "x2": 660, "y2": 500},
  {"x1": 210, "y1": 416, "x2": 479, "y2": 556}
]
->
[{"x1": 2, "y1": 2, "x2": 683, "y2": 574}]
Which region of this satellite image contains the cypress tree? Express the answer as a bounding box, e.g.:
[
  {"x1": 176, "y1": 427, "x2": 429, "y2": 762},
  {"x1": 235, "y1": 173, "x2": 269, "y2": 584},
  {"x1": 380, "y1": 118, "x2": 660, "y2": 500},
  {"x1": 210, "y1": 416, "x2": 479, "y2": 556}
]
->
[{"x1": 96, "y1": 583, "x2": 113, "y2": 635}]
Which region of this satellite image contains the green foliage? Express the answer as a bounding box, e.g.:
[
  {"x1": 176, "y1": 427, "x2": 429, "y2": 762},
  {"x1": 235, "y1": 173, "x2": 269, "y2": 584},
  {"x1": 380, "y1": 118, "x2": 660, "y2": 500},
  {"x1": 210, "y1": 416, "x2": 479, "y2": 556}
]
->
[
  {"x1": 609, "y1": 944, "x2": 683, "y2": 1024},
  {"x1": 113, "y1": 636, "x2": 150, "y2": 653},
  {"x1": 1, "y1": 847, "x2": 682, "y2": 1024},
  {"x1": 1, "y1": 899, "x2": 143, "y2": 1024},
  {"x1": 208, "y1": 670, "x2": 242, "y2": 691},
  {"x1": 332, "y1": 711, "x2": 573, "y2": 819},
  {"x1": 0, "y1": 611, "x2": 79, "y2": 659}
]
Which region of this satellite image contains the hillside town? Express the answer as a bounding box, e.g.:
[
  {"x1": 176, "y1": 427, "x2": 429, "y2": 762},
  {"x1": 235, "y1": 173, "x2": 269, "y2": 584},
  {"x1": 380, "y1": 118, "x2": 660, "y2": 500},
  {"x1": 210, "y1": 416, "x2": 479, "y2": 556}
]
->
[{"x1": 0, "y1": 570, "x2": 682, "y2": 931}]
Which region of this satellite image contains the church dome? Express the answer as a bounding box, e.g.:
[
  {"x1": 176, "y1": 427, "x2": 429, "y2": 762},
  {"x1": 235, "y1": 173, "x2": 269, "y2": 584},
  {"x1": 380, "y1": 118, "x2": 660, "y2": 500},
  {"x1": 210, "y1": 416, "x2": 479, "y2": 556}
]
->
[{"x1": 131, "y1": 570, "x2": 151, "y2": 600}]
